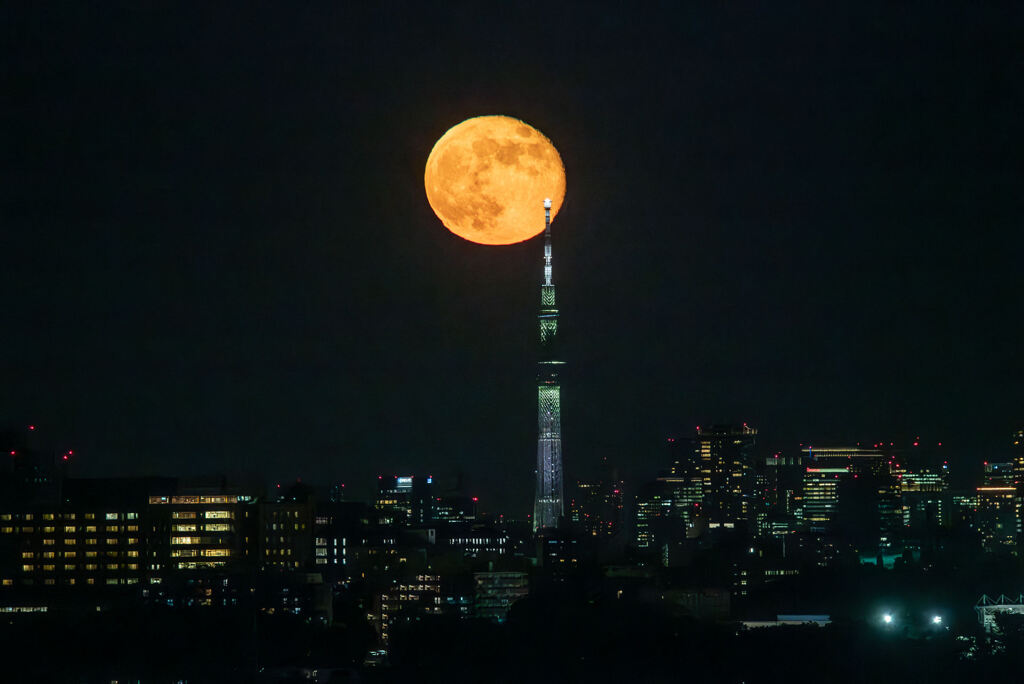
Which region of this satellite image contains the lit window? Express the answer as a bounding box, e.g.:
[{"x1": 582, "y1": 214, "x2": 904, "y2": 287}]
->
[
  {"x1": 172, "y1": 512, "x2": 196, "y2": 520},
  {"x1": 126, "y1": 513, "x2": 138, "y2": 520},
  {"x1": 205, "y1": 511, "x2": 233, "y2": 519},
  {"x1": 64, "y1": 538, "x2": 76, "y2": 545},
  {"x1": 42, "y1": 514, "x2": 54, "y2": 521},
  {"x1": 21, "y1": 552, "x2": 33, "y2": 559},
  {"x1": 85, "y1": 526, "x2": 97, "y2": 533},
  {"x1": 63, "y1": 526, "x2": 76, "y2": 533},
  {"x1": 42, "y1": 564, "x2": 55, "y2": 572},
  {"x1": 42, "y1": 539, "x2": 55, "y2": 546},
  {"x1": 42, "y1": 526, "x2": 55, "y2": 533},
  {"x1": 105, "y1": 538, "x2": 117, "y2": 545},
  {"x1": 105, "y1": 513, "x2": 119, "y2": 520},
  {"x1": 64, "y1": 551, "x2": 76, "y2": 558},
  {"x1": 21, "y1": 564, "x2": 33, "y2": 572}
]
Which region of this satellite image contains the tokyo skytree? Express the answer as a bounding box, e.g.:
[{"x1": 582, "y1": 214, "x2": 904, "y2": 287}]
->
[{"x1": 533, "y1": 198, "x2": 564, "y2": 532}]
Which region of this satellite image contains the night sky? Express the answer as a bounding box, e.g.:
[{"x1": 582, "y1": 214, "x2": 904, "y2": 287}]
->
[{"x1": 4, "y1": 3, "x2": 1023, "y2": 511}]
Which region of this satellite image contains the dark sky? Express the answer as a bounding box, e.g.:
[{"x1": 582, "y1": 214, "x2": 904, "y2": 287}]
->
[{"x1": 3, "y1": 2, "x2": 1023, "y2": 511}]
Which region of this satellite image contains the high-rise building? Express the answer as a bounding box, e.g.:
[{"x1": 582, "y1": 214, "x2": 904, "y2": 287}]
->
[
  {"x1": 474, "y1": 571, "x2": 529, "y2": 623},
  {"x1": 534, "y1": 199, "x2": 564, "y2": 532},
  {"x1": 695, "y1": 424, "x2": 757, "y2": 530},
  {"x1": 569, "y1": 473, "x2": 625, "y2": 538},
  {"x1": 1014, "y1": 430, "x2": 1024, "y2": 546},
  {"x1": 374, "y1": 475, "x2": 435, "y2": 526},
  {"x1": 802, "y1": 467, "x2": 849, "y2": 534},
  {"x1": 976, "y1": 485, "x2": 1017, "y2": 553}
]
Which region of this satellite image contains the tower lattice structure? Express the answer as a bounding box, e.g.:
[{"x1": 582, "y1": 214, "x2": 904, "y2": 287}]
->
[{"x1": 534, "y1": 198, "x2": 565, "y2": 532}]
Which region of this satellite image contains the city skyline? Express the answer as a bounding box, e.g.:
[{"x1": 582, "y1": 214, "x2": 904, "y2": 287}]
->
[{"x1": 5, "y1": 3, "x2": 1023, "y2": 514}]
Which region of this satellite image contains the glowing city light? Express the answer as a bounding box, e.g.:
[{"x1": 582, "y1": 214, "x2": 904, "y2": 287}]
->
[
  {"x1": 882, "y1": 614, "x2": 893, "y2": 624},
  {"x1": 932, "y1": 615, "x2": 942, "y2": 624}
]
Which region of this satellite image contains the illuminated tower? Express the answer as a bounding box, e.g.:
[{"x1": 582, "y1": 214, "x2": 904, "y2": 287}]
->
[{"x1": 534, "y1": 198, "x2": 564, "y2": 532}]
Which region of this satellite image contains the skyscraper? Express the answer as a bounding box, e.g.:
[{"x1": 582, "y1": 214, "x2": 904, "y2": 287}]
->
[
  {"x1": 695, "y1": 424, "x2": 757, "y2": 530},
  {"x1": 534, "y1": 199, "x2": 564, "y2": 532}
]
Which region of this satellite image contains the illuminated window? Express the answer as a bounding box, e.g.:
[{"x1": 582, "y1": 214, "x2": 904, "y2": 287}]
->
[
  {"x1": 21, "y1": 564, "x2": 33, "y2": 572},
  {"x1": 2, "y1": 579, "x2": 13, "y2": 586},
  {"x1": 24, "y1": 514, "x2": 33, "y2": 521},
  {"x1": 0, "y1": 514, "x2": 9, "y2": 521},
  {"x1": 44, "y1": 579, "x2": 55, "y2": 585},
  {"x1": 1, "y1": 527, "x2": 12, "y2": 534},
  {"x1": 126, "y1": 513, "x2": 138, "y2": 520},
  {"x1": 126, "y1": 550, "x2": 139, "y2": 558},
  {"x1": 42, "y1": 526, "x2": 55, "y2": 533},
  {"x1": 42, "y1": 539, "x2": 55, "y2": 546},
  {"x1": 64, "y1": 551, "x2": 76, "y2": 558},
  {"x1": 105, "y1": 538, "x2": 117, "y2": 545},
  {"x1": 42, "y1": 514, "x2": 54, "y2": 521},
  {"x1": 84, "y1": 513, "x2": 95, "y2": 520},
  {"x1": 64, "y1": 564, "x2": 76, "y2": 571},
  {"x1": 202, "y1": 549, "x2": 231, "y2": 557},
  {"x1": 42, "y1": 564, "x2": 55, "y2": 572},
  {"x1": 127, "y1": 525, "x2": 139, "y2": 532},
  {"x1": 21, "y1": 552, "x2": 34, "y2": 559},
  {"x1": 65, "y1": 578, "x2": 75, "y2": 586},
  {"x1": 63, "y1": 513, "x2": 75, "y2": 520},
  {"x1": 84, "y1": 563, "x2": 98, "y2": 570},
  {"x1": 127, "y1": 538, "x2": 138, "y2": 545},
  {"x1": 127, "y1": 563, "x2": 138, "y2": 570},
  {"x1": 41, "y1": 552, "x2": 55, "y2": 559},
  {"x1": 107, "y1": 563, "x2": 119, "y2": 570},
  {"x1": 85, "y1": 551, "x2": 97, "y2": 558},
  {"x1": 106, "y1": 525, "x2": 120, "y2": 533},
  {"x1": 205, "y1": 523, "x2": 230, "y2": 532},
  {"x1": 105, "y1": 513, "x2": 119, "y2": 520},
  {"x1": 173, "y1": 524, "x2": 197, "y2": 532},
  {"x1": 172, "y1": 512, "x2": 196, "y2": 520},
  {"x1": 64, "y1": 525, "x2": 76, "y2": 533},
  {"x1": 85, "y1": 539, "x2": 97, "y2": 546},
  {"x1": 64, "y1": 538, "x2": 76, "y2": 545},
  {"x1": 205, "y1": 511, "x2": 233, "y2": 519},
  {"x1": 106, "y1": 578, "x2": 119, "y2": 585},
  {"x1": 171, "y1": 536, "x2": 198, "y2": 545},
  {"x1": 85, "y1": 526, "x2": 97, "y2": 533}
]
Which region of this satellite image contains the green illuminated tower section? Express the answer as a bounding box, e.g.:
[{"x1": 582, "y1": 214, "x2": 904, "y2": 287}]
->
[{"x1": 534, "y1": 198, "x2": 565, "y2": 532}]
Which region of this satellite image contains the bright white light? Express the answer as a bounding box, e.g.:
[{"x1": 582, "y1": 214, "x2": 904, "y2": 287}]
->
[
  {"x1": 932, "y1": 615, "x2": 942, "y2": 624},
  {"x1": 883, "y1": 614, "x2": 893, "y2": 624}
]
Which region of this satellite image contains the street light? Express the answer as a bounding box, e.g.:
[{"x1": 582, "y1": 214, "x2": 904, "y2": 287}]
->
[
  {"x1": 882, "y1": 613, "x2": 893, "y2": 624},
  {"x1": 932, "y1": 615, "x2": 942, "y2": 625}
]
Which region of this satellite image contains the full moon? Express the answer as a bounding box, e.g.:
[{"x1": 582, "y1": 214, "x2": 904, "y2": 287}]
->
[{"x1": 424, "y1": 115, "x2": 566, "y2": 245}]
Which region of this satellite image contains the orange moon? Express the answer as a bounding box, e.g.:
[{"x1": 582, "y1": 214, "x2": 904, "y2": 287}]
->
[{"x1": 424, "y1": 116, "x2": 566, "y2": 245}]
